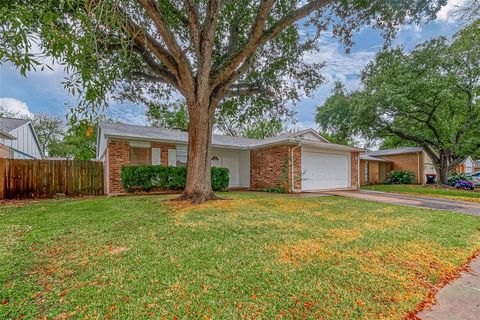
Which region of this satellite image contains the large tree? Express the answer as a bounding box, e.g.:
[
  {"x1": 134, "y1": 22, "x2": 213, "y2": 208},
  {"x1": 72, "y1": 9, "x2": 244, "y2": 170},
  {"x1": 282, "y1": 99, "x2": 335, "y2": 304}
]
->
[
  {"x1": 316, "y1": 20, "x2": 480, "y2": 184},
  {"x1": 1, "y1": 0, "x2": 445, "y2": 202},
  {"x1": 31, "y1": 113, "x2": 65, "y2": 155}
]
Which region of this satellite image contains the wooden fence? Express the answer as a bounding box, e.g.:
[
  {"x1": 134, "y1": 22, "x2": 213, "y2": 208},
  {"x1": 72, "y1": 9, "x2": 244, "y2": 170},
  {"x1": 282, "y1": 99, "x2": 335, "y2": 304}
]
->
[{"x1": 0, "y1": 159, "x2": 104, "y2": 199}]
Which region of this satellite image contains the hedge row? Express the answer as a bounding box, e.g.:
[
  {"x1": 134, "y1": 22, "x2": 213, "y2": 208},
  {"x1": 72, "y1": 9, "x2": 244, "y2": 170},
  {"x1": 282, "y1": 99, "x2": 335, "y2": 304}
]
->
[{"x1": 120, "y1": 165, "x2": 229, "y2": 192}]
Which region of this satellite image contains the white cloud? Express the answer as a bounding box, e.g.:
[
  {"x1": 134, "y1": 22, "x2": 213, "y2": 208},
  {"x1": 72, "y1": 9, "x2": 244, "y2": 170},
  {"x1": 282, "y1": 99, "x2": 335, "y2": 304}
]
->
[
  {"x1": 0, "y1": 97, "x2": 33, "y2": 118},
  {"x1": 436, "y1": 0, "x2": 466, "y2": 23}
]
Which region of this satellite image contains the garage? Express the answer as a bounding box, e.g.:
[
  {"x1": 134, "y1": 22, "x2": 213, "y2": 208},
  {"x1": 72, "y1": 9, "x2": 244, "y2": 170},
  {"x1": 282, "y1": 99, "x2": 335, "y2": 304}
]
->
[{"x1": 301, "y1": 150, "x2": 351, "y2": 191}]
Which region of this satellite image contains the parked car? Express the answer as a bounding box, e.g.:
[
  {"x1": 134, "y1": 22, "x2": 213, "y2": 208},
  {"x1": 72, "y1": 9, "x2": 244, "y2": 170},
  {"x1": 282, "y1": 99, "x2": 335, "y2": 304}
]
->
[
  {"x1": 453, "y1": 179, "x2": 475, "y2": 190},
  {"x1": 468, "y1": 172, "x2": 480, "y2": 186}
]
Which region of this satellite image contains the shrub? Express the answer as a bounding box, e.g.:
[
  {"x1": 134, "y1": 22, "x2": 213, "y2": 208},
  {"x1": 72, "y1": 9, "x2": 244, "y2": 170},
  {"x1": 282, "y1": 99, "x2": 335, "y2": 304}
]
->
[
  {"x1": 121, "y1": 165, "x2": 229, "y2": 192},
  {"x1": 211, "y1": 167, "x2": 230, "y2": 191},
  {"x1": 384, "y1": 170, "x2": 415, "y2": 184},
  {"x1": 448, "y1": 172, "x2": 472, "y2": 185}
]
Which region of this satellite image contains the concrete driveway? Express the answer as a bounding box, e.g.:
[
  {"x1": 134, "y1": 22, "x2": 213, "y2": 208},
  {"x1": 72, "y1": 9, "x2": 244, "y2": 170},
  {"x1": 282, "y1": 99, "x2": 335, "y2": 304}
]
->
[{"x1": 323, "y1": 190, "x2": 480, "y2": 216}]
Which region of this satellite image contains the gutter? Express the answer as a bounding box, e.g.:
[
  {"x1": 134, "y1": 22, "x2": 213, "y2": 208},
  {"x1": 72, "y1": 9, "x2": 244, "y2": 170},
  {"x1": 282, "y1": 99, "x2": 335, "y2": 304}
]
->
[{"x1": 103, "y1": 134, "x2": 251, "y2": 150}]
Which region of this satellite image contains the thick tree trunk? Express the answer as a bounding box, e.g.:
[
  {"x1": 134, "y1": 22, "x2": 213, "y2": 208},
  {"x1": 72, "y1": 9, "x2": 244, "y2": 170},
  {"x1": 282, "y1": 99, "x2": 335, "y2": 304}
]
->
[
  {"x1": 177, "y1": 101, "x2": 218, "y2": 204},
  {"x1": 436, "y1": 152, "x2": 450, "y2": 185}
]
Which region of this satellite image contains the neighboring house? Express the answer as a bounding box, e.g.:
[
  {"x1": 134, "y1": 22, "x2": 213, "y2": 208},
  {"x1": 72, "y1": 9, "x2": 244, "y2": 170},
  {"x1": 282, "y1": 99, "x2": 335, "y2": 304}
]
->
[
  {"x1": 474, "y1": 160, "x2": 480, "y2": 172},
  {"x1": 0, "y1": 117, "x2": 44, "y2": 159},
  {"x1": 455, "y1": 156, "x2": 476, "y2": 174},
  {"x1": 96, "y1": 121, "x2": 363, "y2": 194},
  {"x1": 360, "y1": 147, "x2": 436, "y2": 185}
]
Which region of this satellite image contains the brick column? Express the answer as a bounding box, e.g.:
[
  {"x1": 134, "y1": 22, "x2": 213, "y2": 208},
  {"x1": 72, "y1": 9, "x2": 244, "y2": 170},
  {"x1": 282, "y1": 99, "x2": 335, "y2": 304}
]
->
[
  {"x1": 107, "y1": 139, "x2": 130, "y2": 194},
  {"x1": 351, "y1": 152, "x2": 360, "y2": 189}
]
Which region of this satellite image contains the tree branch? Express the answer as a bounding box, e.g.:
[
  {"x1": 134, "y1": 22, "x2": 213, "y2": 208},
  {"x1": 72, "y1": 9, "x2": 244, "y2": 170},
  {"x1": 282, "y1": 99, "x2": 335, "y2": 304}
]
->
[
  {"x1": 197, "y1": 0, "x2": 221, "y2": 100},
  {"x1": 131, "y1": 44, "x2": 179, "y2": 89},
  {"x1": 212, "y1": 0, "x2": 331, "y2": 90},
  {"x1": 138, "y1": 0, "x2": 194, "y2": 90},
  {"x1": 183, "y1": 0, "x2": 201, "y2": 56}
]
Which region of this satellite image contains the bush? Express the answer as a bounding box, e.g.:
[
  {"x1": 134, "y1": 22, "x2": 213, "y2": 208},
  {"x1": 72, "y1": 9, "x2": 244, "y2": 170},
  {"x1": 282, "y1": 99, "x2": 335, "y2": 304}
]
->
[
  {"x1": 448, "y1": 172, "x2": 472, "y2": 185},
  {"x1": 384, "y1": 170, "x2": 415, "y2": 184},
  {"x1": 121, "y1": 165, "x2": 229, "y2": 192},
  {"x1": 211, "y1": 167, "x2": 230, "y2": 191}
]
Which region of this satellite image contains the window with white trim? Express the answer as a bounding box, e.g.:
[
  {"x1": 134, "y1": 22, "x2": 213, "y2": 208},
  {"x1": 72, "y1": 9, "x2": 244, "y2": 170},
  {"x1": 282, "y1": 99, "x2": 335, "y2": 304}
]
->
[{"x1": 176, "y1": 147, "x2": 188, "y2": 167}]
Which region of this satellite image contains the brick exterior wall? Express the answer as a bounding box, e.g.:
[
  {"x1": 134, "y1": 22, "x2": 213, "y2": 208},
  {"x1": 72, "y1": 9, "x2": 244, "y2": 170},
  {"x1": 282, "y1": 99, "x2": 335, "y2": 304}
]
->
[
  {"x1": 360, "y1": 160, "x2": 393, "y2": 186},
  {"x1": 250, "y1": 144, "x2": 301, "y2": 192},
  {"x1": 104, "y1": 139, "x2": 176, "y2": 194},
  {"x1": 378, "y1": 152, "x2": 424, "y2": 184},
  {"x1": 0, "y1": 143, "x2": 10, "y2": 158},
  {"x1": 350, "y1": 152, "x2": 360, "y2": 189},
  {"x1": 107, "y1": 139, "x2": 130, "y2": 194}
]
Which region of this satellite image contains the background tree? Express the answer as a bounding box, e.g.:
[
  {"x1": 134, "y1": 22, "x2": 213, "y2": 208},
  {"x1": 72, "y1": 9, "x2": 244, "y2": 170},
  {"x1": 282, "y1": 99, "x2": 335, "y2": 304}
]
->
[
  {"x1": 0, "y1": 106, "x2": 23, "y2": 118},
  {"x1": 316, "y1": 20, "x2": 480, "y2": 184},
  {"x1": 315, "y1": 82, "x2": 358, "y2": 146},
  {"x1": 1, "y1": 0, "x2": 445, "y2": 202},
  {"x1": 243, "y1": 118, "x2": 284, "y2": 139},
  {"x1": 31, "y1": 113, "x2": 64, "y2": 155},
  {"x1": 49, "y1": 120, "x2": 97, "y2": 160},
  {"x1": 146, "y1": 102, "x2": 189, "y2": 131}
]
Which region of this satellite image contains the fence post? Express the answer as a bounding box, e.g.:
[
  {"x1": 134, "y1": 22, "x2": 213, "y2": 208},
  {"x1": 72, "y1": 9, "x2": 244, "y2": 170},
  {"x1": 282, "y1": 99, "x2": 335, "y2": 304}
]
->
[{"x1": 0, "y1": 159, "x2": 5, "y2": 199}]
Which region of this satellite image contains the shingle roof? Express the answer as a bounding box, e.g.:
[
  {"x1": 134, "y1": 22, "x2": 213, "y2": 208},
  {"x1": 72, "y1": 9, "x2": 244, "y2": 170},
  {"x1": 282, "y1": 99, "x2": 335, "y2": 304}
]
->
[
  {"x1": 0, "y1": 117, "x2": 30, "y2": 133},
  {"x1": 366, "y1": 147, "x2": 423, "y2": 157},
  {"x1": 99, "y1": 121, "x2": 260, "y2": 148},
  {"x1": 97, "y1": 121, "x2": 364, "y2": 156},
  {"x1": 360, "y1": 154, "x2": 391, "y2": 162}
]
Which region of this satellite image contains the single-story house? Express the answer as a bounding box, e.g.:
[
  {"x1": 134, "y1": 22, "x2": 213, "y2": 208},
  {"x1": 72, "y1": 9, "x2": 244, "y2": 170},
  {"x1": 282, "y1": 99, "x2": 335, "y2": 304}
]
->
[
  {"x1": 455, "y1": 156, "x2": 476, "y2": 174},
  {"x1": 360, "y1": 147, "x2": 436, "y2": 185},
  {"x1": 0, "y1": 117, "x2": 44, "y2": 159},
  {"x1": 96, "y1": 121, "x2": 363, "y2": 194}
]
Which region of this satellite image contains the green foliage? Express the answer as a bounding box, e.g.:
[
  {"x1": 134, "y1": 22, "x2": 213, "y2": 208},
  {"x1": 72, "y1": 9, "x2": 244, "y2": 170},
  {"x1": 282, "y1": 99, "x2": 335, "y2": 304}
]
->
[
  {"x1": 31, "y1": 113, "x2": 64, "y2": 155},
  {"x1": 243, "y1": 119, "x2": 284, "y2": 139},
  {"x1": 121, "y1": 165, "x2": 229, "y2": 192},
  {"x1": 384, "y1": 171, "x2": 415, "y2": 185},
  {"x1": 315, "y1": 82, "x2": 357, "y2": 146},
  {"x1": 448, "y1": 172, "x2": 472, "y2": 185},
  {"x1": 315, "y1": 20, "x2": 480, "y2": 183},
  {"x1": 48, "y1": 120, "x2": 96, "y2": 160},
  {"x1": 211, "y1": 167, "x2": 230, "y2": 192},
  {"x1": 146, "y1": 102, "x2": 189, "y2": 131},
  {"x1": 0, "y1": 0, "x2": 445, "y2": 118}
]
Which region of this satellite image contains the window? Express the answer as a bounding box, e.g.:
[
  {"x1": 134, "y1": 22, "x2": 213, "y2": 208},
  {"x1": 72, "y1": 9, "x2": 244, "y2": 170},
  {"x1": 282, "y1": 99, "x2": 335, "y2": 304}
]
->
[
  {"x1": 130, "y1": 147, "x2": 150, "y2": 165},
  {"x1": 168, "y1": 149, "x2": 176, "y2": 166},
  {"x1": 176, "y1": 148, "x2": 188, "y2": 167},
  {"x1": 152, "y1": 148, "x2": 161, "y2": 165},
  {"x1": 364, "y1": 161, "x2": 369, "y2": 182}
]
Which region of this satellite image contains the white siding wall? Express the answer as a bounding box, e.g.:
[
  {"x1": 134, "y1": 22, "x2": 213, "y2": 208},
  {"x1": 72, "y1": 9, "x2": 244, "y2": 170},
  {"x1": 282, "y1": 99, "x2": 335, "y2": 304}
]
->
[
  {"x1": 0, "y1": 124, "x2": 42, "y2": 159},
  {"x1": 211, "y1": 148, "x2": 250, "y2": 188}
]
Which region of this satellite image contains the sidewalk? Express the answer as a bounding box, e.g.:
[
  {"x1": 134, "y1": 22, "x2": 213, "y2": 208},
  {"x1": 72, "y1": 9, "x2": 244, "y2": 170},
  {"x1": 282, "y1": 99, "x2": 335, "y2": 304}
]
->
[
  {"x1": 417, "y1": 257, "x2": 480, "y2": 320},
  {"x1": 323, "y1": 190, "x2": 480, "y2": 215}
]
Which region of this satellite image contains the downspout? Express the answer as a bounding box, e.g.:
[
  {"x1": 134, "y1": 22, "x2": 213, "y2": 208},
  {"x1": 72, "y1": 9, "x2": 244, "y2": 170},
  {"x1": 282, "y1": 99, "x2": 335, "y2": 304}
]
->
[{"x1": 291, "y1": 143, "x2": 301, "y2": 193}]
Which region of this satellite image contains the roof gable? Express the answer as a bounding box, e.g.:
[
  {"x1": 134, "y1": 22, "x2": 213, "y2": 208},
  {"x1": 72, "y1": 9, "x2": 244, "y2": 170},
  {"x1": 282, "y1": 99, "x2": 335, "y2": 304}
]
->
[
  {"x1": 0, "y1": 117, "x2": 30, "y2": 133},
  {"x1": 289, "y1": 129, "x2": 330, "y2": 143}
]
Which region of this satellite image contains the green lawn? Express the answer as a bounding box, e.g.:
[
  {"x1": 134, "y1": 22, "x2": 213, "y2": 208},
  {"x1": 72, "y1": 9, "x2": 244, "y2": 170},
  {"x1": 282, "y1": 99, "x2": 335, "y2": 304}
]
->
[
  {"x1": 362, "y1": 184, "x2": 480, "y2": 203},
  {"x1": 1, "y1": 193, "x2": 479, "y2": 319}
]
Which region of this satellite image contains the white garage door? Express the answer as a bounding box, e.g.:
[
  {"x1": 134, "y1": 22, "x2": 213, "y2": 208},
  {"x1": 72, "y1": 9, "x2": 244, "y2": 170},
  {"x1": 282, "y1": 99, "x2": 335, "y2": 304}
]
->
[{"x1": 301, "y1": 151, "x2": 350, "y2": 191}]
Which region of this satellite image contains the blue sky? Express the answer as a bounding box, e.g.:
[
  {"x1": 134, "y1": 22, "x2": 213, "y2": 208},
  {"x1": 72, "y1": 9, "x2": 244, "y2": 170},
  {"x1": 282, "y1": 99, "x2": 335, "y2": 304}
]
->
[{"x1": 0, "y1": 0, "x2": 466, "y2": 129}]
